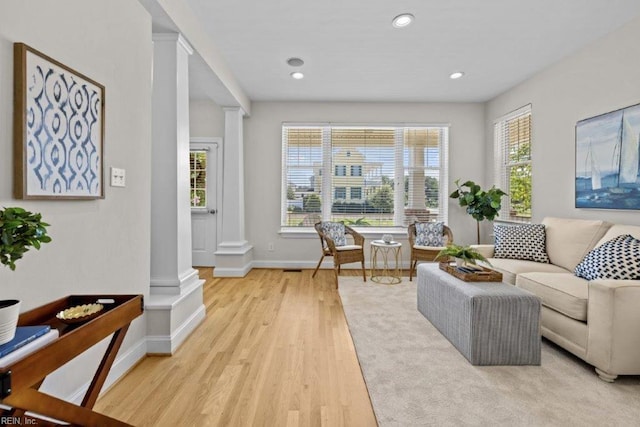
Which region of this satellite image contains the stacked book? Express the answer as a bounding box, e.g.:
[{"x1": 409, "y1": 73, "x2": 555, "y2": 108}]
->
[{"x1": 0, "y1": 325, "x2": 58, "y2": 368}]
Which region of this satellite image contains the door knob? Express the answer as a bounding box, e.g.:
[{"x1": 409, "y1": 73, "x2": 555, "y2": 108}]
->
[{"x1": 209, "y1": 209, "x2": 217, "y2": 214}]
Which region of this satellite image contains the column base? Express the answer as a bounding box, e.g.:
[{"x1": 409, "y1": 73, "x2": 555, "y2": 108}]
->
[
  {"x1": 214, "y1": 241, "x2": 254, "y2": 277},
  {"x1": 146, "y1": 279, "x2": 205, "y2": 355}
]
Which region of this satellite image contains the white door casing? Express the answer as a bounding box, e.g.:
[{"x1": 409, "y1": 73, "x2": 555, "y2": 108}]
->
[{"x1": 190, "y1": 137, "x2": 223, "y2": 267}]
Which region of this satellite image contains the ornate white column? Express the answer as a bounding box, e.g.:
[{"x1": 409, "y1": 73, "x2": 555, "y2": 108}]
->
[
  {"x1": 214, "y1": 107, "x2": 254, "y2": 276},
  {"x1": 146, "y1": 33, "x2": 205, "y2": 354}
]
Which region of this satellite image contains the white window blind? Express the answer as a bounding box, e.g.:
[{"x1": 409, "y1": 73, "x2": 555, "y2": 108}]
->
[
  {"x1": 281, "y1": 126, "x2": 323, "y2": 226},
  {"x1": 494, "y1": 105, "x2": 532, "y2": 222},
  {"x1": 282, "y1": 124, "x2": 449, "y2": 228},
  {"x1": 404, "y1": 127, "x2": 449, "y2": 224},
  {"x1": 330, "y1": 127, "x2": 396, "y2": 225}
]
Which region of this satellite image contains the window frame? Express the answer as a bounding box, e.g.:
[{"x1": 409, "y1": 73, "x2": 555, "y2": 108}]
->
[
  {"x1": 189, "y1": 149, "x2": 208, "y2": 210},
  {"x1": 494, "y1": 105, "x2": 533, "y2": 223},
  {"x1": 281, "y1": 123, "x2": 449, "y2": 232}
]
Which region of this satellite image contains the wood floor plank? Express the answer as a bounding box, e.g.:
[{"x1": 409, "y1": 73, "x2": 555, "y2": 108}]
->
[{"x1": 95, "y1": 268, "x2": 377, "y2": 426}]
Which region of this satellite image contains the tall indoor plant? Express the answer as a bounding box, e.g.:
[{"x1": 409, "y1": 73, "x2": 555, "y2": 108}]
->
[
  {"x1": 0, "y1": 207, "x2": 51, "y2": 344},
  {"x1": 450, "y1": 179, "x2": 507, "y2": 244}
]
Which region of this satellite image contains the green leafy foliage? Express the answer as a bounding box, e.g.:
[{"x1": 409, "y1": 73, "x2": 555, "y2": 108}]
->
[
  {"x1": 368, "y1": 184, "x2": 394, "y2": 212},
  {"x1": 0, "y1": 207, "x2": 52, "y2": 271},
  {"x1": 435, "y1": 244, "x2": 489, "y2": 265},
  {"x1": 343, "y1": 217, "x2": 371, "y2": 226},
  {"x1": 303, "y1": 194, "x2": 321, "y2": 212},
  {"x1": 449, "y1": 179, "x2": 507, "y2": 222}
]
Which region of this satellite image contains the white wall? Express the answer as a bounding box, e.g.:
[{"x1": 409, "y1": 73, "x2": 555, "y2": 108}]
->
[
  {"x1": 0, "y1": 0, "x2": 152, "y2": 399},
  {"x1": 245, "y1": 101, "x2": 486, "y2": 267},
  {"x1": 485, "y1": 16, "x2": 640, "y2": 227},
  {"x1": 190, "y1": 99, "x2": 225, "y2": 138}
]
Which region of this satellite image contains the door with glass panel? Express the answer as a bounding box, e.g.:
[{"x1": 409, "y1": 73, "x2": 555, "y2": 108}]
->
[{"x1": 190, "y1": 139, "x2": 219, "y2": 267}]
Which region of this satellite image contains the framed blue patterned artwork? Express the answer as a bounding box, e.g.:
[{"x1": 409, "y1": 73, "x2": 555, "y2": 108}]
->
[{"x1": 14, "y1": 43, "x2": 105, "y2": 199}]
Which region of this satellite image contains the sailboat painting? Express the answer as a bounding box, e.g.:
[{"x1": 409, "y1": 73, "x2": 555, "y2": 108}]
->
[{"x1": 576, "y1": 103, "x2": 640, "y2": 210}]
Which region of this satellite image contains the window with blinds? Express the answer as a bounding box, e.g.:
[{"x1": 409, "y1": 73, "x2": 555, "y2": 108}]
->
[
  {"x1": 494, "y1": 105, "x2": 532, "y2": 222},
  {"x1": 190, "y1": 150, "x2": 207, "y2": 208},
  {"x1": 282, "y1": 124, "x2": 449, "y2": 228}
]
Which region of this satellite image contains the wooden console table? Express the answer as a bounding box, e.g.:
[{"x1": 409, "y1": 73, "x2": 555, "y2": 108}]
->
[{"x1": 0, "y1": 294, "x2": 143, "y2": 426}]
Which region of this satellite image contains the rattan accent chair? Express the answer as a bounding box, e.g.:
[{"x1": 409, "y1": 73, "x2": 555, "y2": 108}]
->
[
  {"x1": 312, "y1": 221, "x2": 366, "y2": 288},
  {"x1": 408, "y1": 222, "x2": 453, "y2": 281}
]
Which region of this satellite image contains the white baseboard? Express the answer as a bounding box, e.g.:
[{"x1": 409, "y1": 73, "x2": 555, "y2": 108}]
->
[
  {"x1": 66, "y1": 337, "x2": 147, "y2": 405},
  {"x1": 251, "y1": 260, "x2": 330, "y2": 269},
  {"x1": 213, "y1": 264, "x2": 253, "y2": 277},
  {"x1": 146, "y1": 304, "x2": 206, "y2": 354},
  {"x1": 251, "y1": 260, "x2": 412, "y2": 270}
]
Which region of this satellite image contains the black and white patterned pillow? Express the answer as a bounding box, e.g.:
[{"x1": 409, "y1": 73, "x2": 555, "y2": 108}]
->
[
  {"x1": 574, "y1": 234, "x2": 640, "y2": 280},
  {"x1": 494, "y1": 224, "x2": 550, "y2": 263}
]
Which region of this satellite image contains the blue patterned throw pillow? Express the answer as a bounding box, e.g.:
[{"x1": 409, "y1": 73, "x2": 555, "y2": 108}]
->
[
  {"x1": 574, "y1": 234, "x2": 640, "y2": 280},
  {"x1": 321, "y1": 221, "x2": 347, "y2": 247},
  {"x1": 415, "y1": 222, "x2": 444, "y2": 246},
  {"x1": 494, "y1": 223, "x2": 550, "y2": 263}
]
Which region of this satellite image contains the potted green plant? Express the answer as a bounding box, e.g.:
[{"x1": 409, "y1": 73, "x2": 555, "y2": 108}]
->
[
  {"x1": 450, "y1": 179, "x2": 507, "y2": 244},
  {"x1": 0, "y1": 207, "x2": 52, "y2": 344},
  {"x1": 435, "y1": 243, "x2": 489, "y2": 267}
]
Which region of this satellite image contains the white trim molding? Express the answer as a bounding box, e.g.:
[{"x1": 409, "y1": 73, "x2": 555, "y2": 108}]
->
[{"x1": 146, "y1": 305, "x2": 206, "y2": 354}]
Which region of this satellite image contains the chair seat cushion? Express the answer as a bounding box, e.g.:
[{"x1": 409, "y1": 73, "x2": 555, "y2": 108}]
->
[
  {"x1": 516, "y1": 272, "x2": 588, "y2": 322},
  {"x1": 335, "y1": 244, "x2": 362, "y2": 251},
  {"x1": 413, "y1": 245, "x2": 446, "y2": 251}
]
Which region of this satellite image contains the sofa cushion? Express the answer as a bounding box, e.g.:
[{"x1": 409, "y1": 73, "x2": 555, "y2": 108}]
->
[
  {"x1": 574, "y1": 234, "x2": 640, "y2": 280},
  {"x1": 494, "y1": 223, "x2": 549, "y2": 263},
  {"x1": 486, "y1": 258, "x2": 570, "y2": 285},
  {"x1": 415, "y1": 222, "x2": 444, "y2": 246},
  {"x1": 595, "y1": 224, "x2": 640, "y2": 247},
  {"x1": 542, "y1": 217, "x2": 611, "y2": 272},
  {"x1": 516, "y1": 273, "x2": 589, "y2": 322}
]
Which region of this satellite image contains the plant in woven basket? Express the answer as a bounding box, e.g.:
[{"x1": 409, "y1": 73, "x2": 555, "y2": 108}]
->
[
  {"x1": 0, "y1": 207, "x2": 52, "y2": 271},
  {"x1": 435, "y1": 243, "x2": 489, "y2": 266},
  {"x1": 450, "y1": 179, "x2": 507, "y2": 244}
]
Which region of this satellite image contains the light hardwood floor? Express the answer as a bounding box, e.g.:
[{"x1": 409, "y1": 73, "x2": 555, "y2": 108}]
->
[{"x1": 95, "y1": 268, "x2": 378, "y2": 427}]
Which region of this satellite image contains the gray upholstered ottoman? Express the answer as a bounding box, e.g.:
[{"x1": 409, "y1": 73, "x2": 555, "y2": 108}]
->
[{"x1": 417, "y1": 263, "x2": 541, "y2": 365}]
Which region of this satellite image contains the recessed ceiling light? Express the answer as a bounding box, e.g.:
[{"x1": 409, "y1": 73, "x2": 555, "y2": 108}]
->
[
  {"x1": 287, "y1": 57, "x2": 304, "y2": 67},
  {"x1": 450, "y1": 71, "x2": 465, "y2": 79},
  {"x1": 392, "y1": 13, "x2": 414, "y2": 28},
  {"x1": 290, "y1": 71, "x2": 304, "y2": 80}
]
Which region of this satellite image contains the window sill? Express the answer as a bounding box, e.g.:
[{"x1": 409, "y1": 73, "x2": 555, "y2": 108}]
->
[{"x1": 279, "y1": 226, "x2": 408, "y2": 239}]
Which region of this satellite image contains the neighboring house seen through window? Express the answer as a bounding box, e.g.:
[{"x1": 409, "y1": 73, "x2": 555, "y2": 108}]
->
[
  {"x1": 282, "y1": 124, "x2": 449, "y2": 228},
  {"x1": 350, "y1": 187, "x2": 362, "y2": 200}
]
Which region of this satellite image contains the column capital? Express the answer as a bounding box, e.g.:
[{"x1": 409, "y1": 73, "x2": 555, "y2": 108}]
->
[
  {"x1": 223, "y1": 106, "x2": 246, "y2": 116},
  {"x1": 152, "y1": 32, "x2": 194, "y2": 55}
]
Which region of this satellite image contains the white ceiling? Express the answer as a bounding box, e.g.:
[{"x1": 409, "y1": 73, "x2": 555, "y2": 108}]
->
[{"x1": 184, "y1": 0, "x2": 640, "y2": 103}]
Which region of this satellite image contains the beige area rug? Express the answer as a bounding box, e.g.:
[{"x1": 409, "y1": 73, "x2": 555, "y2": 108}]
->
[{"x1": 338, "y1": 276, "x2": 640, "y2": 427}]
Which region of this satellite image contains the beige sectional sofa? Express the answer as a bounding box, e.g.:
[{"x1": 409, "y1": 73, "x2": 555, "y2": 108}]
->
[{"x1": 474, "y1": 217, "x2": 640, "y2": 382}]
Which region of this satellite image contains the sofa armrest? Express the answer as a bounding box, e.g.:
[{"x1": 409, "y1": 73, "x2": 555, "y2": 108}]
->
[
  {"x1": 587, "y1": 279, "x2": 640, "y2": 376},
  {"x1": 470, "y1": 244, "x2": 495, "y2": 259}
]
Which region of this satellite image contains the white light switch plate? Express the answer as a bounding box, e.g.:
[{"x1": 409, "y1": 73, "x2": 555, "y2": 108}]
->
[{"x1": 110, "y1": 167, "x2": 126, "y2": 187}]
